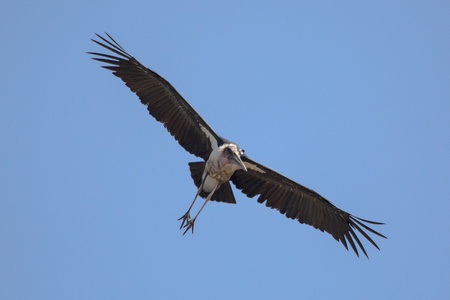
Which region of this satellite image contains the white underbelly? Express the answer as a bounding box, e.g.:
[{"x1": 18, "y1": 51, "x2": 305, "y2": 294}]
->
[{"x1": 203, "y1": 175, "x2": 220, "y2": 193}]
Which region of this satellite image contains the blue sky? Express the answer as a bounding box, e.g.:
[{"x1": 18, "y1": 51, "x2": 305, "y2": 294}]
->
[{"x1": 1, "y1": 1, "x2": 449, "y2": 299}]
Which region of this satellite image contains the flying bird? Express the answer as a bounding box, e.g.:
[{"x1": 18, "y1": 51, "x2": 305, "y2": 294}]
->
[{"x1": 89, "y1": 33, "x2": 386, "y2": 258}]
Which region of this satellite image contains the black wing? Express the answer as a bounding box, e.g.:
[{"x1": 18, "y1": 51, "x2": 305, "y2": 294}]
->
[
  {"x1": 88, "y1": 33, "x2": 221, "y2": 160},
  {"x1": 231, "y1": 154, "x2": 386, "y2": 258}
]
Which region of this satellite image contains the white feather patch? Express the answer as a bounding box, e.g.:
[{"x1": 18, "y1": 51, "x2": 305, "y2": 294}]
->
[
  {"x1": 245, "y1": 162, "x2": 266, "y2": 173},
  {"x1": 199, "y1": 124, "x2": 217, "y2": 150}
]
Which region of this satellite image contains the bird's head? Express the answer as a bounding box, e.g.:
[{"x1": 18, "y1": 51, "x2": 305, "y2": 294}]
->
[{"x1": 220, "y1": 144, "x2": 247, "y2": 172}]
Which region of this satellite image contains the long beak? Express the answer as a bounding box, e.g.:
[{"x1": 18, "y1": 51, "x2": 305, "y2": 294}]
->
[{"x1": 229, "y1": 153, "x2": 247, "y2": 171}]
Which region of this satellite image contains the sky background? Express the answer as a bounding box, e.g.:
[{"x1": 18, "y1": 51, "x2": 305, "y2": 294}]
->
[{"x1": 1, "y1": 1, "x2": 449, "y2": 299}]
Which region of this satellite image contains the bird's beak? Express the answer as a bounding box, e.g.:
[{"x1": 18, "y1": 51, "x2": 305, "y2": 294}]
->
[{"x1": 229, "y1": 153, "x2": 247, "y2": 172}]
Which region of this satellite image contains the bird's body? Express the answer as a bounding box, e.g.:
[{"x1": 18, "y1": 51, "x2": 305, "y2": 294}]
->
[
  {"x1": 89, "y1": 33, "x2": 386, "y2": 257},
  {"x1": 205, "y1": 144, "x2": 246, "y2": 188}
]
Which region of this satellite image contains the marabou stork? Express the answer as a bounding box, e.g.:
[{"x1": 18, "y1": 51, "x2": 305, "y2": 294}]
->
[{"x1": 89, "y1": 33, "x2": 386, "y2": 258}]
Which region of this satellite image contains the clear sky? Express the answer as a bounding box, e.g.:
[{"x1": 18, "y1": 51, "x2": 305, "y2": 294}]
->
[{"x1": 1, "y1": 1, "x2": 449, "y2": 299}]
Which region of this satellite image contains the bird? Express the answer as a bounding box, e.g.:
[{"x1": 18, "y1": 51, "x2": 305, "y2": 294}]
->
[{"x1": 88, "y1": 33, "x2": 386, "y2": 258}]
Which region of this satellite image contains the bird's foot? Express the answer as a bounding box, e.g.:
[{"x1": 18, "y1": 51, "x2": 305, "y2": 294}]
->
[
  {"x1": 182, "y1": 218, "x2": 196, "y2": 235},
  {"x1": 177, "y1": 211, "x2": 191, "y2": 229}
]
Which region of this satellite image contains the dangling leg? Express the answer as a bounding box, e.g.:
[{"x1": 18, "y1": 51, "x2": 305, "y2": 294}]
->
[
  {"x1": 183, "y1": 183, "x2": 219, "y2": 235},
  {"x1": 178, "y1": 180, "x2": 205, "y2": 229}
]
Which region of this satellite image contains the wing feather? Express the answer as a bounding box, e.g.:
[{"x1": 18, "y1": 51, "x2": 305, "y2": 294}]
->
[
  {"x1": 88, "y1": 33, "x2": 221, "y2": 160},
  {"x1": 231, "y1": 154, "x2": 386, "y2": 258}
]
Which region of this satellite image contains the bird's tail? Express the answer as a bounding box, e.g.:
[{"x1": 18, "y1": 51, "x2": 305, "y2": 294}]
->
[{"x1": 188, "y1": 162, "x2": 236, "y2": 204}]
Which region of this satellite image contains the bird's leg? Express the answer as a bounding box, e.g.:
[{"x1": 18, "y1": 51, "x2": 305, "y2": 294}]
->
[
  {"x1": 178, "y1": 180, "x2": 204, "y2": 229},
  {"x1": 183, "y1": 183, "x2": 219, "y2": 235}
]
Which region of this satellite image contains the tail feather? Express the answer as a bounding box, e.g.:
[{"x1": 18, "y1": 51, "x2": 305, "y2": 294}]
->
[{"x1": 188, "y1": 162, "x2": 236, "y2": 204}]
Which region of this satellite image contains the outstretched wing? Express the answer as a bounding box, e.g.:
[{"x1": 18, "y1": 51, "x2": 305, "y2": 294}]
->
[
  {"x1": 88, "y1": 33, "x2": 221, "y2": 160},
  {"x1": 231, "y1": 154, "x2": 386, "y2": 258}
]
